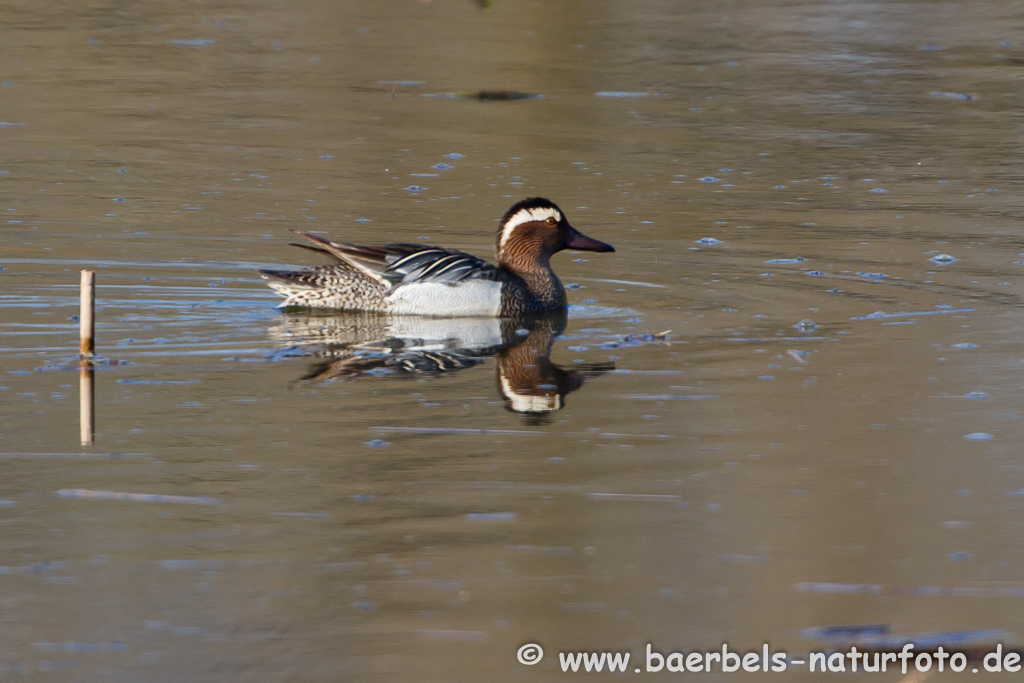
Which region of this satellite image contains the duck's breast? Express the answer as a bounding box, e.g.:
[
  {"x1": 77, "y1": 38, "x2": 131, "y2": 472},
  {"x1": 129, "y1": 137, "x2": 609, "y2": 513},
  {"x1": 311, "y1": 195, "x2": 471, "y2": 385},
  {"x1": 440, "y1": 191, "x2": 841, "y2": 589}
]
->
[{"x1": 384, "y1": 280, "x2": 503, "y2": 317}]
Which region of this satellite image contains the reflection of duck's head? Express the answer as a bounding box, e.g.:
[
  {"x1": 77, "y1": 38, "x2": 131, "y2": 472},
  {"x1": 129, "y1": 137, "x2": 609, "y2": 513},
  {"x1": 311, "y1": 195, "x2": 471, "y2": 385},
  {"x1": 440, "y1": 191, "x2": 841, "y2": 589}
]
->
[{"x1": 494, "y1": 313, "x2": 613, "y2": 418}]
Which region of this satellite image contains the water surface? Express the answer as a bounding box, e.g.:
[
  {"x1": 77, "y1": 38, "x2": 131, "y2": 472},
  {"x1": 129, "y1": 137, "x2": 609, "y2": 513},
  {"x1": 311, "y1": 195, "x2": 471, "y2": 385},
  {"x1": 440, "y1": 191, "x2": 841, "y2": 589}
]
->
[{"x1": 2, "y1": 1, "x2": 1024, "y2": 680}]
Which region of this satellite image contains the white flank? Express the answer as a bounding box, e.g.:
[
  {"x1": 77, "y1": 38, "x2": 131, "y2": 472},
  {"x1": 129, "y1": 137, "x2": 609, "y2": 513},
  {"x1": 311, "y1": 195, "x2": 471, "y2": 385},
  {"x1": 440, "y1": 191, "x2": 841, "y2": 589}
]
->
[
  {"x1": 499, "y1": 207, "x2": 561, "y2": 250},
  {"x1": 384, "y1": 280, "x2": 502, "y2": 317},
  {"x1": 499, "y1": 375, "x2": 562, "y2": 413},
  {"x1": 384, "y1": 316, "x2": 503, "y2": 346}
]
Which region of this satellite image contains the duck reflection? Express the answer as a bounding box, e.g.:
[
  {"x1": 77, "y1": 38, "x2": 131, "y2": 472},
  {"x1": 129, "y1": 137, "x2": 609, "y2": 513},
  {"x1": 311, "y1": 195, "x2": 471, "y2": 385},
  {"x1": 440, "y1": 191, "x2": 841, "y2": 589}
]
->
[{"x1": 266, "y1": 311, "x2": 612, "y2": 417}]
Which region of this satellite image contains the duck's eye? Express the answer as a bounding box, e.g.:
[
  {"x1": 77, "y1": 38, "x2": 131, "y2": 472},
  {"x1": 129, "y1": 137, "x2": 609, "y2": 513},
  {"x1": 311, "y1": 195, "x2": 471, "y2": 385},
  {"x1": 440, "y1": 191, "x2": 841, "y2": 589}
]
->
[{"x1": 545, "y1": 216, "x2": 558, "y2": 227}]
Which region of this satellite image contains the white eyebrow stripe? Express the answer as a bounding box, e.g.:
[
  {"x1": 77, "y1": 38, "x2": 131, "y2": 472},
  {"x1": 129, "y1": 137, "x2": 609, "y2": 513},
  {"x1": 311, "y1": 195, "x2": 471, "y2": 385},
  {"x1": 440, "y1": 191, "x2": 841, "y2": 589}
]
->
[{"x1": 499, "y1": 207, "x2": 561, "y2": 249}]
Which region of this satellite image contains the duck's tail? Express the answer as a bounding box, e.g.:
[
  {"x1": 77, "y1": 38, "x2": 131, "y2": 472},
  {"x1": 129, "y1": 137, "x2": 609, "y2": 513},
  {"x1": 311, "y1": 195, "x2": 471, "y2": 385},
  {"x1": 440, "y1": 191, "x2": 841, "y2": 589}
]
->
[{"x1": 259, "y1": 268, "x2": 317, "y2": 307}]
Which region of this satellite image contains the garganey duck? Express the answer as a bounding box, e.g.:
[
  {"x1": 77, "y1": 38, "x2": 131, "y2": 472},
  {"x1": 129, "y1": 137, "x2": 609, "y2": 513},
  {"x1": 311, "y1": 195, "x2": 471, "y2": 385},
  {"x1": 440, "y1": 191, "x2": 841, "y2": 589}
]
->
[{"x1": 259, "y1": 197, "x2": 614, "y2": 316}]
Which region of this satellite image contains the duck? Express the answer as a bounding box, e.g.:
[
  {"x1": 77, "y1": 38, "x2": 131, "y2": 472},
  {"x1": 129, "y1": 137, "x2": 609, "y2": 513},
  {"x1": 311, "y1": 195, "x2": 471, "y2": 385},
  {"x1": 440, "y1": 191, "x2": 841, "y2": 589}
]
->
[{"x1": 258, "y1": 197, "x2": 614, "y2": 317}]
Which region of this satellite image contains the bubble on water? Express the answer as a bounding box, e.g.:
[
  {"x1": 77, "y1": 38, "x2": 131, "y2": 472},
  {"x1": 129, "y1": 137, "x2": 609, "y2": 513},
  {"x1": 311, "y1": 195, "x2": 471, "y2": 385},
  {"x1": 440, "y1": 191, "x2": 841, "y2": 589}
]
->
[
  {"x1": 171, "y1": 39, "x2": 214, "y2": 46},
  {"x1": 365, "y1": 439, "x2": 390, "y2": 449},
  {"x1": 947, "y1": 552, "x2": 972, "y2": 562},
  {"x1": 695, "y1": 237, "x2": 722, "y2": 245},
  {"x1": 964, "y1": 391, "x2": 989, "y2": 400},
  {"x1": 869, "y1": 188, "x2": 886, "y2": 193},
  {"x1": 444, "y1": 153, "x2": 464, "y2": 159},
  {"x1": 433, "y1": 163, "x2": 453, "y2": 171},
  {"x1": 804, "y1": 270, "x2": 827, "y2": 277},
  {"x1": 952, "y1": 343, "x2": 978, "y2": 349},
  {"x1": 404, "y1": 185, "x2": 426, "y2": 192},
  {"x1": 857, "y1": 271, "x2": 888, "y2": 279},
  {"x1": 929, "y1": 253, "x2": 957, "y2": 265},
  {"x1": 698, "y1": 176, "x2": 721, "y2": 183},
  {"x1": 964, "y1": 432, "x2": 993, "y2": 441},
  {"x1": 765, "y1": 257, "x2": 806, "y2": 265},
  {"x1": 794, "y1": 319, "x2": 817, "y2": 331}
]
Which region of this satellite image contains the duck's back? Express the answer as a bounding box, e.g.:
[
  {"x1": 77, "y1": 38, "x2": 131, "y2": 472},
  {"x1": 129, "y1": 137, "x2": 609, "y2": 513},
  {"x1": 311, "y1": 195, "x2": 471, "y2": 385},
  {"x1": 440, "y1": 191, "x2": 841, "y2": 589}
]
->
[{"x1": 260, "y1": 240, "x2": 506, "y2": 315}]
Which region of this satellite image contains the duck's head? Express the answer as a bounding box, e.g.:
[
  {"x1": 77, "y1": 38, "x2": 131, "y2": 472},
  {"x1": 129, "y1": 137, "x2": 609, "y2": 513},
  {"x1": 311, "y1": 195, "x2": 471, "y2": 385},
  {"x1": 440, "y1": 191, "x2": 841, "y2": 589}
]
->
[{"x1": 495, "y1": 197, "x2": 614, "y2": 270}]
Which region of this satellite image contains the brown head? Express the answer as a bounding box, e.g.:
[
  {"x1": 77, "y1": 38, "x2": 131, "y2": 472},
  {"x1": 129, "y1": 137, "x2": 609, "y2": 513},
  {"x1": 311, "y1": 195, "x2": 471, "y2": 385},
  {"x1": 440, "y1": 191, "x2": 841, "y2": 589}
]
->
[{"x1": 495, "y1": 197, "x2": 614, "y2": 272}]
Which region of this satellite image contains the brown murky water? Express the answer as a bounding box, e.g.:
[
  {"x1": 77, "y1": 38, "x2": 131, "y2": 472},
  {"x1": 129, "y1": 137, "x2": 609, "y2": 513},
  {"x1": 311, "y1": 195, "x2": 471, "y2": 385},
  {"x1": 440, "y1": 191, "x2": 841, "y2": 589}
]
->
[{"x1": 3, "y1": 1, "x2": 1024, "y2": 680}]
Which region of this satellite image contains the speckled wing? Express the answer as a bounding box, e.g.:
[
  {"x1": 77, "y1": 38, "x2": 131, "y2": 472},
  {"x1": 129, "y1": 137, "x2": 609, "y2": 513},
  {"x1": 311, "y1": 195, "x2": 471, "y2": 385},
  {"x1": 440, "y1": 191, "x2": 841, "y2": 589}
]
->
[{"x1": 290, "y1": 230, "x2": 500, "y2": 290}]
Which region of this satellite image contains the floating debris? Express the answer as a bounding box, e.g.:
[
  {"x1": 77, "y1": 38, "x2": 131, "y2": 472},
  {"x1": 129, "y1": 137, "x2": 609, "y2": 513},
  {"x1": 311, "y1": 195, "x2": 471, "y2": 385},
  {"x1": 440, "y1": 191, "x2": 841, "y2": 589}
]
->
[
  {"x1": 964, "y1": 432, "x2": 993, "y2": 441},
  {"x1": 802, "y1": 624, "x2": 1012, "y2": 650},
  {"x1": 272, "y1": 512, "x2": 330, "y2": 520},
  {"x1": 170, "y1": 39, "x2": 214, "y2": 46},
  {"x1": 851, "y1": 307, "x2": 973, "y2": 320},
  {"x1": 0, "y1": 452, "x2": 144, "y2": 459},
  {"x1": 116, "y1": 379, "x2": 197, "y2": 385},
  {"x1": 595, "y1": 91, "x2": 650, "y2": 98},
  {"x1": 34, "y1": 641, "x2": 126, "y2": 654},
  {"x1": 373, "y1": 426, "x2": 543, "y2": 436},
  {"x1": 795, "y1": 582, "x2": 1024, "y2": 598},
  {"x1": 765, "y1": 257, "x2": 806, "y2": 265},
  {"x1": 931, "y1": 91, "x2": 973, "y2": 101},
  {"x1": 425, "y1": 90, "x2": 540, "y2": 101},
  {"x1": 964, "y1": 391, "x2": 989, "y2": 400},
  {"x1": 588, "y1": 492, "x2": 681, "y2": 502},
  {"x1": 719, "y1": 554, "x2": 766, "y2": 563},
  {"x1": 856, "y1": 271, "x2": 888, "y2": 279},
  {"x1": 55, "y1": 489, "x2": 220, "y2": 505},
  {"x1": 466, "y1": 512, "x2": 517, "y2": 522},
  {"x1": 417, "y1": 629, "x2": 490, "y2": 642}
]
